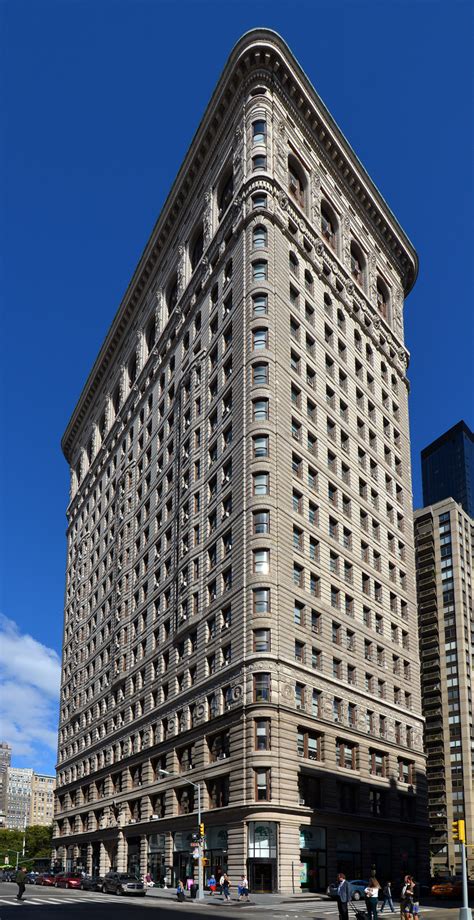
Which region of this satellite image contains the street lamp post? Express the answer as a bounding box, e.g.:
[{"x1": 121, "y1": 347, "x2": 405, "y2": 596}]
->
[{"x1": 159, "y1": 770, "x2": 204, "y2": 901}]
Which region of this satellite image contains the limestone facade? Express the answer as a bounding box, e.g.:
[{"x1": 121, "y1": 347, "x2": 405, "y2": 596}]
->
[{"x1": 54, "y1": 29, "x2": 427, "y2": 892}]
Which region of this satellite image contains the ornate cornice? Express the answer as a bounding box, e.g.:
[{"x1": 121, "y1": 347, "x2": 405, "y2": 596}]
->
[{"x1": 62, "y1": 28, "x2": 418, "y2": 464}]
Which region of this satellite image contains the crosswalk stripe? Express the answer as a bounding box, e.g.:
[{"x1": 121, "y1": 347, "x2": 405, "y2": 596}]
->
[{"x1": 0, "y1": 898, "x2": 20, "y2": 904}]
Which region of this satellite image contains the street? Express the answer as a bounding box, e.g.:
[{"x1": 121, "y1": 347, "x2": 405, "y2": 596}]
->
[{"x1": 0, "y1": 884, "x2": 467, "y2": 920}]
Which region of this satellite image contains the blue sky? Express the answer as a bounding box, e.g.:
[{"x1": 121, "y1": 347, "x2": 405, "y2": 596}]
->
[{"x1": 1, "y1": 0, "x2": 473, "y2": 775}]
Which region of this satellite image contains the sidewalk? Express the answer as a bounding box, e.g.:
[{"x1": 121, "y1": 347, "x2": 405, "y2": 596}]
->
[{"x1": 145, "y1": 886, "x2": 330, "y2": 906}]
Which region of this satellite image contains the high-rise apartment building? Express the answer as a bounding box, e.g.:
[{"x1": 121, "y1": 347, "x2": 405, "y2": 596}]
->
[
  {"x1": 7, "y1": 767, "x2": 33, "y2": 830},
  {"x1": 414, "y1": 498, "x2": 473, "y2": 878},
  {"x1": 0, "y1": 742, "x2": 12, "y2": 825},
  {"x1": 54, "y1": 29, "x2": 427, "y2": 892},
  {"x1": 421, "y1": 421, "x2": 474, "y2": 518},
  {"x1": 30, "y1": 773, "x2": 56, "y2": 827}
]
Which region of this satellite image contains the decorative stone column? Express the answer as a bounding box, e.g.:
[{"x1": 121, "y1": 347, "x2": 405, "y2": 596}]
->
[
  {"x1": 99, "y1": 841, "x2": 109, "y2": 877},
  {"x1": 117, "y1": 830, "x2": 127, "y2": 872},
  {"x1": 140, "y1": 834, "x2": 148, "y2": 879},
  {"x1": 226, "y1": 821, "x2": 246, "y2": 887}
]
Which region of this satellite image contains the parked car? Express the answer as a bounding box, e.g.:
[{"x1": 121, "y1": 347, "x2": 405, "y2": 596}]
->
[
  {"x1": 101, "y1": 872, "x2": 146, "y2": 896},
  {"x1": 327, "y1": 880, "x2": 370, "y2": 901},
  {"x1": 35, "y1": 873, "x2": 57, "y2": 886},
  {"x1": 25, "y1": 872, "x2": 39, "y2": 884},
  {"x1": 54, "y1": 872, "x2": 83, "y2": 889},
  {"x1": 431, "y1": 879, "x2": 474, "y2": 899},
  {"x1": 80, "y1": 874, "x2": 104, "y2": 892}
]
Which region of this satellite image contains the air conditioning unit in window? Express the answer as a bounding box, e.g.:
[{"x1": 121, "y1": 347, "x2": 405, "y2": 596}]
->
[{"x1": 150, "y1": 814, "x2": 159, "y2": 821}]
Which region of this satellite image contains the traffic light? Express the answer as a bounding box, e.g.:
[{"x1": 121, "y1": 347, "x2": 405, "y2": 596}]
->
[
  {"x1": 452, "y1": 820, "x2": 466, "y2": 842},
  {"x1": 199, "y1": 823, "x2": 205, "y2": 838}
]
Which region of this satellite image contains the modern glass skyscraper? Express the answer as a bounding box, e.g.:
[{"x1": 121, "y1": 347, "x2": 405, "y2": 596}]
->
[{"x1": 421, "y1": 421, "x2": 474, "y2": 517}]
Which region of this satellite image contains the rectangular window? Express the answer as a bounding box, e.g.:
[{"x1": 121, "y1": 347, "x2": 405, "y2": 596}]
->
[
  {"x1": 253, "y1": 588, "x2": 270, "y2": 615},
  {"x1": 255, "y1": 718, "x2": 270, "y2": 750},
  {"x1": 253, "y1": 510, "x2": 270, "y2": 534},
  {"x1": 254, "y1": 673, "x2": 271, "y2": 702},
  {"x1": 253, "y1": 628, "x2": 270, "y2": 652},
  {"x1": 255, "y1": 768, "x2": 271, "y2": 801}
]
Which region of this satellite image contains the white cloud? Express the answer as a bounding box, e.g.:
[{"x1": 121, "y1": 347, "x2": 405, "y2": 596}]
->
[{"x1": 0, "y1": 615, "x2": 61, "y2": 772}]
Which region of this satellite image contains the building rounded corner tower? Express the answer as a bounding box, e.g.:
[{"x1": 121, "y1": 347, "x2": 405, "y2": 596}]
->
[{"x1": 54, "y1": 28, "x2": 428, "y2": 893}]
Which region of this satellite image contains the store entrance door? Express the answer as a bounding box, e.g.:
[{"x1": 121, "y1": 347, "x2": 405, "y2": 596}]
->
[{"x1": 249, "y1": 859, "x2": 275, "y2": 893}]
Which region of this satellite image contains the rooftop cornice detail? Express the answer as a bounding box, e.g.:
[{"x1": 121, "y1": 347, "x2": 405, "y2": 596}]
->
[{"x1": 62, "y1": 28, "x2": 418, "y2": 464}]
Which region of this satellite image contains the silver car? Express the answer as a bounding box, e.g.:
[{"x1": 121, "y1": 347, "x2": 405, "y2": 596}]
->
[{"x1": 102, "y1": 872, "x2": 146, "y2": 896}]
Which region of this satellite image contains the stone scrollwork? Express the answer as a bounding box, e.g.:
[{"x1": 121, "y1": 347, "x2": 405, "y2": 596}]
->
[
  {"x1": 155, "y1": 289, "x2": 163, "y2": 336},
  {"x1": 394, "y1": 286, "x2": 404, "y2": 335},
  {"x1": 231, "y1": 685, "x2": 243, "y2": 702},
  {"x1": 177, "y1": 245, "x2": 186, "y2": 297},
  {"x1": 278, "y1": 191, "x2": 289, "y2": 211},
  {"x1": 196, "y1": 702, "x2": 206, "y2": 721},
  {"x1": 203, "y1": 191, "x2": 213, "y2": 248},
  {"x1": 282, "y1": 684, "x2": 293, "y2": 701}
]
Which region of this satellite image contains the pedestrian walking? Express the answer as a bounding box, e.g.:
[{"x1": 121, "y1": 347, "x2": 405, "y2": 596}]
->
[
  {"x1": 16, "y1": 866, "x2": 27, "y2": 902},
  {"x1": 400, "y1": 876, "x2": 414, "y2": 920},
  {"x1": 380, "y1": 881, "x2": 395, "y2": 913},
  {"x1": 365, "y1": 877, "x2": 381, "y2": 920},
  {"x1": 410, "y1": 878, "x2": 420, "y2": 917},
  {"x1": 220, "y1": 872, "x2": 231, "y2": 901},
  {"x1": 336, "y1": 872, "x2": 352, "y2": 920},
  {"x1": 208, "y1": 873, "x2": 217, "y2": 895},
  {"x1": 238, "y1": 874, "x2": 249, "y2": 901},
  {"x1": 176, "y1": 879, "x2": 186, "y2": 902}
]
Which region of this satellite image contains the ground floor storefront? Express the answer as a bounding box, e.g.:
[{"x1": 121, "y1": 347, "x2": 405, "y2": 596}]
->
[{"x1": 53, "y1": 815, "x2": 427, "y2": 893}]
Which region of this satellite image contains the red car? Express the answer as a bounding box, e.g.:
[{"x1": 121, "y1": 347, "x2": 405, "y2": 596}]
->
[
  {"x1": 35, "y1": 873, "x2": 57, "y2": 886},
  {"x1": 54, "y1": 873, "x2": 83, "y2": 889}
]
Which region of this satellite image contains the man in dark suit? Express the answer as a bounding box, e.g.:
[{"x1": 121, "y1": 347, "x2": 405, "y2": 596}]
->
[{"x1": 337, "y1": 873, "x2": 352, "y2": 920}]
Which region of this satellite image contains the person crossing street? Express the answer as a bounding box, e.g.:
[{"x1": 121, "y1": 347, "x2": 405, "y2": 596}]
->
[{"x1": 15, "y1": 866, "x2": 27, "y2": 902}]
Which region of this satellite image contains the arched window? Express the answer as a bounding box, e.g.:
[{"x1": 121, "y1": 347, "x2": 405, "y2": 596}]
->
[
  {"x1": 321, "y1": 201, "x2": 337, "y2": 250},
  {"x1": 190, "y1": 227, "x2": 204, "y2": 272},
  {"x1": 112, "y1": 384, "x2": 120, "y2": 417},
  {"x1": 218, "y1": 168, "x2": 234, "y2": 220},
  {"x1": 350, "y1": 241, "x2": 366, "y2": 289},
  {"x1": 128, "y1": 353, "x2": 137, "y2": 386},
  {"x1": 86, "y1": 436, "x2": 94, "y2": 464},
  {"x1": 288, "y1": 155, "x2": 306, "y2": 210},
  {"x1": 289, "y1": 252, "x2": 299, "y2": 276},
  {"x1": 99, "y1": 411, "x2": 107, "y2": 440},
  {"x1": 377, "y1": 277, "x2": 390, "y2": 321},
  {"x1": 167, "y1": 277, "x2": 178, "y2": 313},
  {"x1": 253, "y1": 225, "x2": 267, "y2": 250},
  {"x1": 146, "y1": 316, "x2": 156, "y2": 353}
]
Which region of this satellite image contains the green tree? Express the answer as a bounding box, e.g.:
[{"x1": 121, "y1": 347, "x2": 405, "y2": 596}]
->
[
  {"x1": 25, "y1": 826, "x2": 52, "y2": 859},
  {"x1": 0, "y1": 828, "x2": 23, "y2": 865}
]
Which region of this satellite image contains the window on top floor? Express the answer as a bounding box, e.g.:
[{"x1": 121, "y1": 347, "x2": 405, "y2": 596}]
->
[
  {"x1": 350, "y1": 241, "x2": 365, "y2": 289},
  {"x1": 377, "y1": 277, "x2": 390, "y2": 321},
  {"x1": 218, "y1": 168, "x2": 234, "y2": 221},
  {"x1": 321, "y1": 200, "x2": 338, "y2": 251},
  {"x1": 288, "y1": 155, "x2": 306, "y2": 210}
]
